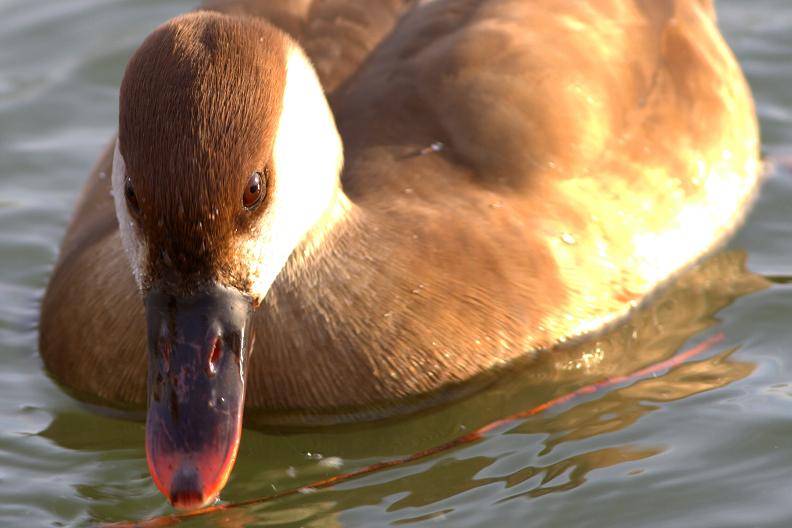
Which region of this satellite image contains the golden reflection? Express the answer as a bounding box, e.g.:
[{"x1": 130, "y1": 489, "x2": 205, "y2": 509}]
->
[
  {"x1": 514, "y1": 345, "x2": 752, "y2": 456},
  {"x1": 619, "y1": 347, "x2": 753, "y2": 402},
  {"x1": 452, "y1": 343, "x2": 755, "y2": 507},
  {"x1": 500, "y1": 446, "x2": 663, "y2": 500}
]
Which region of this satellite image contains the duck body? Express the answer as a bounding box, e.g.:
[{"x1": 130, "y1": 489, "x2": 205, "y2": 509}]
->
[{"x1": 40, "y1": 0, "x2": 759, "y2": 507}]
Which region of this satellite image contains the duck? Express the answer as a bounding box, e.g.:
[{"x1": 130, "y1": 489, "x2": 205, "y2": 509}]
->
[{"x1": 39, "y1": 0, "x2": 760, "y2": 510}]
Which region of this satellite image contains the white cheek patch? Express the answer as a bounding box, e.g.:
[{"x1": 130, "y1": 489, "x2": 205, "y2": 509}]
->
[
  {"x1": 241, "y1": 45, "x2": 347, "y2": 301},
  {"x1": 111, "y1": 140, "x2": 148, "y2": 289}
]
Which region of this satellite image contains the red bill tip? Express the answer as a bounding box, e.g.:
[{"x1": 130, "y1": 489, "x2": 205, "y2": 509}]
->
[{"x1": 146, "y1": 427, "x2": 242, "y2": 510}]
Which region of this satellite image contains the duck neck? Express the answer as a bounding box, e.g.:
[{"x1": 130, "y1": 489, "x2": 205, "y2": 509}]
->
[{"x1": 283, "y1": 187, "x2": 356, "y2": 272}]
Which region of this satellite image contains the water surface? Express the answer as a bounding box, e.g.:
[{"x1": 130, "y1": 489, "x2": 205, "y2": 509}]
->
[{"x1": 2, "y1": 1, "x2": 792, "y2": 526}]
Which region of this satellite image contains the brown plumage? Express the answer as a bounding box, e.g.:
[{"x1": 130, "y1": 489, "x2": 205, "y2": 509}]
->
[
  {"x1": 119, "y1": 14, "x2": 287, "y2": 292},
  {"x1": 40, "y1": 0, "x2": 760, "y2": 426}
]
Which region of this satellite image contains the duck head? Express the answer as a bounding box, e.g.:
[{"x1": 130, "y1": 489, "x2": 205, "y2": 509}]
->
[{"x1": 111, "y1": 12, "x2": 344, "y2": 508}]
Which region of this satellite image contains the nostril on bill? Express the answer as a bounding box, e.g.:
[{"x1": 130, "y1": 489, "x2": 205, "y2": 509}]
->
[{"x1": 207, "y1": 337, "x2": 222, "y2": 376}]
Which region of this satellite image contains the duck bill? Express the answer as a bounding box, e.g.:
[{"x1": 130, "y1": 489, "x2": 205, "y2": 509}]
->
[{"x1": 143, "y1": 282, "x2": 254, "y2": 509}]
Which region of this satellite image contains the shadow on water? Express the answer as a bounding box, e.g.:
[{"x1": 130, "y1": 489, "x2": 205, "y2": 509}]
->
[{"x1": 56, "y1": 249, "x2": 767, "y2": 527}]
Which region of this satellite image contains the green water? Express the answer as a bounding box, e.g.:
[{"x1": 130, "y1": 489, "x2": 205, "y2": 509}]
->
[{"x1": 2, "y1": 1, "x2": 792, "y2": 526}]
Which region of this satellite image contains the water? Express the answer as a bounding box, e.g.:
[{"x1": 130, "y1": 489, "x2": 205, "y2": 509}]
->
[{"x1": 2, "y1": 1, "x2": 792, "y2": 526}]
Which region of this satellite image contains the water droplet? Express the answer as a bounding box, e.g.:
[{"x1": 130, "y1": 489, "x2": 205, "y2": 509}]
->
[
  {"x1": 561, "y1": 233, "x2": 576, "y2": 245},
  {"x1": 318, "y1": 456, "x2": 343, "y2": 469},
  {"x1": 420, "y1": 141, "x2": 445, "y2": 155}
]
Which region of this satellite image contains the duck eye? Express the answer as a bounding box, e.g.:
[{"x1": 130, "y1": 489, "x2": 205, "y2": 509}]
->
[
  {"x1": 243, "y1": 171, "x2": 264, "y2": 209},
  {"x1": 125, "y1": 178, "x2": 140, "y2": 215}
]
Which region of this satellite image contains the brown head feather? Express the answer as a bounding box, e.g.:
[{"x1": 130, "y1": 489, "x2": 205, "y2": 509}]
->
[{"x1": 119, "y1": 11, "x2": 288, "y2": 293}]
